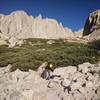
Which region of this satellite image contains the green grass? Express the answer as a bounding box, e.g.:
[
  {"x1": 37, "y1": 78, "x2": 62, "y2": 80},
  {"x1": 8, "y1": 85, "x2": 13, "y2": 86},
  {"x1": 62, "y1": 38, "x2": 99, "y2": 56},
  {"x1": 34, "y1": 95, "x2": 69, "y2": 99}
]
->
[{"x1": 0, "y1": 38, "x2": 100, "y2": 71}]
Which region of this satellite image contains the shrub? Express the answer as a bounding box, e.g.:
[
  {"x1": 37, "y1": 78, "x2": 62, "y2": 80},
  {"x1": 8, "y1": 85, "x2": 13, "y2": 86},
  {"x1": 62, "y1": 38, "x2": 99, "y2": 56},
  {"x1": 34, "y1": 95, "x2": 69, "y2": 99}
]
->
[{"x1": 0, "y1": 38, "x2": 100, "y2": 71}]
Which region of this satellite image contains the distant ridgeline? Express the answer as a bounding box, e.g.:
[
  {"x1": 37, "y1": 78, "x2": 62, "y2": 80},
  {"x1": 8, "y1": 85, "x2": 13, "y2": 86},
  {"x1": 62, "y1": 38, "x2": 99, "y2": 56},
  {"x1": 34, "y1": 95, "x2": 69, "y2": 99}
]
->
[
  {"x1": 0, "y1": 10, "x2": 83, "y2": 47},
  {"x1": 0, "y1": 10, "x2": 100, "y2": 47}
]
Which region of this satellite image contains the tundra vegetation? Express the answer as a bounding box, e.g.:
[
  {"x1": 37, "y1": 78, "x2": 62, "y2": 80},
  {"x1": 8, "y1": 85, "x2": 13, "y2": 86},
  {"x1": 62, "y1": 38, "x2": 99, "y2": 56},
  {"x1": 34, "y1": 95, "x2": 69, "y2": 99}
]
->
[{"x1": 0, "y1": 38, "x2": 100, "y2": 71}]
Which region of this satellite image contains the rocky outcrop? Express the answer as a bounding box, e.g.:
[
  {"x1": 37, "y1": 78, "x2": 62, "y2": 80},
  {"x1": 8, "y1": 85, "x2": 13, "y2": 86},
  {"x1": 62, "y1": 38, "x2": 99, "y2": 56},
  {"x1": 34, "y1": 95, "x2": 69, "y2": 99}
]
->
[
  {"x1": 0, "y1": 11, "x2": 77, "y2": 47},
  {"x1": 83, "y1": 9, "x2": 100, "y2": 36},
  {"x1": 83, "y1": 9, "x2": 100, "y2": 41},
  {"x1": 74, "y1": 28, "x2": 83, "y2": 38},
  {"x1": 0, "y1": 62, "x2": 100, "y2": 100}
]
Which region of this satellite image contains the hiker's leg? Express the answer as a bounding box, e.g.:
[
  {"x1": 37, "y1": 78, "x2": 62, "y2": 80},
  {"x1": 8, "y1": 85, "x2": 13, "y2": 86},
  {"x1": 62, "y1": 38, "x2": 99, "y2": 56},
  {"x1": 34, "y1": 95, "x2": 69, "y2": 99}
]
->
[{"x1": 41, "y1": 69, "x2": 51, "y2": 80}]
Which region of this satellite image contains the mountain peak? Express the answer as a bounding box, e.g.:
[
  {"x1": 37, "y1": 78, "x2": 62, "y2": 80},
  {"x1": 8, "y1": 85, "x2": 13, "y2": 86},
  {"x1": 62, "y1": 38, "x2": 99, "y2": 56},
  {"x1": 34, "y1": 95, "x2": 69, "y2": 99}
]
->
[
  {"x1": 36, "y1": 14, "x2": 42, "y2": 19},
  {"x1": 10, "y1": 10, "x2": 28, "y2": 16}
]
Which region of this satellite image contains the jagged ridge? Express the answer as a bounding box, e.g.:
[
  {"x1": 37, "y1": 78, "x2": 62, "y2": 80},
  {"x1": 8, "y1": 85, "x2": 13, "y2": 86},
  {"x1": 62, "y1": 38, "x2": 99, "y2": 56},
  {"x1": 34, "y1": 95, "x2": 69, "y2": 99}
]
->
[{"x1": 0, "y1": 11, "x2": 81, "y2": 47}]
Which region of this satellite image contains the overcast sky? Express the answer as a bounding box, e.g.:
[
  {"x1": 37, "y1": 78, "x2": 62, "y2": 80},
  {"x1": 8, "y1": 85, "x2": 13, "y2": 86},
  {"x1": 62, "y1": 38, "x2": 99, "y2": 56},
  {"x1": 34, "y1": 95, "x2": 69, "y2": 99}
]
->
[{"x1": 0, "y1": 0, "x2": 99, "y2": 31}]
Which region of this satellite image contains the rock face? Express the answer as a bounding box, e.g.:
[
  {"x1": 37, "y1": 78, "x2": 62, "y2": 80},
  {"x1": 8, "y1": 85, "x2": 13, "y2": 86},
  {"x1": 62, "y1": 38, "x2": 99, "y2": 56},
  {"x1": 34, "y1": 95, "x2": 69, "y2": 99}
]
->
[
  {"x1": 1, "y1": 9, "x2": 100, "y2": 46},
  {"x1": 74, "y1": 28, "x2": 83, "y2": 38},
  {"x1": 83, "y1": 9, "x2": 100, "y2": 41},
  {"x1": 0, "y1": 62, "x2": 100, "y2": 100},
  {"x1": 0, "y1": 11, "x2": 76, "y2": 47}
]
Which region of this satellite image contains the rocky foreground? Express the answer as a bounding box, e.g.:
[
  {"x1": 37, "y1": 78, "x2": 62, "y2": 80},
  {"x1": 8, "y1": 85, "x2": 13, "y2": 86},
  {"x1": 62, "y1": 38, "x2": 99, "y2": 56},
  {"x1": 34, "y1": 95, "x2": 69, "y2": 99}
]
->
[{"x1": 0, "y1": 62, "x2": 100, "y2": 100}]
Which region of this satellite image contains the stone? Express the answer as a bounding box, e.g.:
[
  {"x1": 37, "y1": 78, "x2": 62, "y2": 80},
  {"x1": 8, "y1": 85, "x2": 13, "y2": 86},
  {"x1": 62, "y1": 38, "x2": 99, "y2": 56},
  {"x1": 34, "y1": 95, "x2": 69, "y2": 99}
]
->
[
  {"x1": 46, "y1": 92, "x2": 61, "y2": 100},
  {"x1": 86, "y1": 81, "x2": 94, "y2": 88},
  {"x1": 53, "y1": 66, "x2": 77, "y2": 77},
  {"x1": 47, "y1": 40, "x2": 55, "y2": 44},
  {"x1": 0, "y1": 39, "x2": 7, "y2": 45},
  {"x1": 78, "y1": 62, "x2": 93, "y2": 73},
  {"x1": 78, "y1": 87, "x2": 87, "y2": 94},
  {"x1": 65, "y1": 66, "x2": 77, "y2": 75},
  {"x1": 53, "y1": 67, "x2": 67, "y2": 76},
  {"x1": 83, "y1": 9, "x2": 100, "y2": 36},
  {"x1": 71, "y1": 81, "x2": 82, "y2": 91},
  {"x1": 83, "y1": 9, "x2": 100, "y2": 41},
  {"x1": 61, "y1": 79, "x2": 71, "y2": 87},
  {"x1": 73, "y1": 92, "x2": 85, "y2": 100},
  {"x1": 63, "y1": 94, "x2": 74, "y2": 100},
  {"x1": 0, "y1": 64, "x2": 12, "y2": 76},
  {"x1": 22, "y1": 90, "x2": 34, "y2": 100},
  {"x1": 74, "y1": 28, "x2": 83, "y2": 38},
  {"x1": 0, "y1": 63, "x2": 100, "y2": 100},
  {"x1": 71, "y1": 71, "x2": 83, "y2": 80}
]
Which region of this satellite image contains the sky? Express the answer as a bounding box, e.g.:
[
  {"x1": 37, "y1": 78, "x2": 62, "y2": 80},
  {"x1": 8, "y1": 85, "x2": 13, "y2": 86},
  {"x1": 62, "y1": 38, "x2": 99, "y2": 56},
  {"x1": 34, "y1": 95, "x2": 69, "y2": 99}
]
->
[{"x1": 0, "y1": 0, "x2": 100, "y2": 31}]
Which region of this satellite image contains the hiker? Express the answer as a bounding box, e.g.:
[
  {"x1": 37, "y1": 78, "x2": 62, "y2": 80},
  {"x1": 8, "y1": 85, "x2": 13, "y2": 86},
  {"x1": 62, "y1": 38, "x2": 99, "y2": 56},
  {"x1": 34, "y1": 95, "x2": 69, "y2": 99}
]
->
[
  {"x1": 37, "y1": 62, "x2": 48, "y2": 76},
  {"x1": 37, "y1": 62, "x2": 54, "y2": 80}
]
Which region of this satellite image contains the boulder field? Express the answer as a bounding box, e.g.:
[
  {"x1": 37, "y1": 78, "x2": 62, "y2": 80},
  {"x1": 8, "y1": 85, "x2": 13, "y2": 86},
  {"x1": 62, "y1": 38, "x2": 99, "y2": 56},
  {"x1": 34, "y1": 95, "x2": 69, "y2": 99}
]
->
[{"x1": 0, "y1": 62, "x2": 100, "y2": 100}]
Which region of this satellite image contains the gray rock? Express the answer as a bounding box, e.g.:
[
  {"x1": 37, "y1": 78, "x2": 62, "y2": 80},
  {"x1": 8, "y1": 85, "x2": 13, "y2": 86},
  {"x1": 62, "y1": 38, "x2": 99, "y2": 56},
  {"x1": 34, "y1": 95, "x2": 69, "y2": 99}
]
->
[
  {"x1": 83, "y1": 9, "x2": 100, "y2": 36},
  {"x1": 83, "y1": 9, "x2": 100, "y2": 41},
  {"x1": 78, "y1": 62, "x2": 93, "y2": 73},
  {"x1": 0, "y1": 62, "x2": 100, "y2": 100}
]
